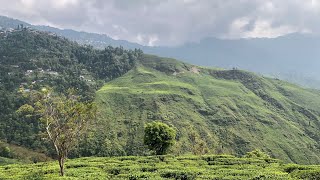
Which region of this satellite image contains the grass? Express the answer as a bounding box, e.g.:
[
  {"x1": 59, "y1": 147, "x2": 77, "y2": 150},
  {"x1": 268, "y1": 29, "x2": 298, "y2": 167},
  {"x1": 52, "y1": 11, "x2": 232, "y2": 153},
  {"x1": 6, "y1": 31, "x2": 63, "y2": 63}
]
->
[
  {"x1": 0, "y1": 141, "x2": 51, "y2": 164},
  {"x1": 1, "y1": 154, "x2": 320, "y2": 179}
]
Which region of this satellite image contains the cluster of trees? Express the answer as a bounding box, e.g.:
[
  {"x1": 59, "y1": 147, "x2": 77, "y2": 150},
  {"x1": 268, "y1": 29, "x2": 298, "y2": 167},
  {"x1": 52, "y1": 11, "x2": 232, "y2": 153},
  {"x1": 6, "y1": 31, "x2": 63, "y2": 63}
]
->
[
  {"x1": 0, "y1": 29, "x2": 142, "y2": 155},
  {"x1": 0, "y1": 29, "x2": 179, "y2": 176},
  {"x1": 17, "y1": 85, "x2": 176, "y2": 176}
]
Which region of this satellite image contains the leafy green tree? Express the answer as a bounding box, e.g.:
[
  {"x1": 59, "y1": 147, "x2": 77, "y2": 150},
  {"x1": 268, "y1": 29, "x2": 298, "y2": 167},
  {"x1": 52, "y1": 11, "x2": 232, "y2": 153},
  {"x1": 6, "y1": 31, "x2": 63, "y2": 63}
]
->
[
  {"x1": 144, "y1": 121, "x2": 176, "y2": 155},
  {"x1": 18, "y1": 88, "x2": 97, "y2": 176},
  {"x1": 244, "y1": 149, "x2": 270, "y2": 159}
]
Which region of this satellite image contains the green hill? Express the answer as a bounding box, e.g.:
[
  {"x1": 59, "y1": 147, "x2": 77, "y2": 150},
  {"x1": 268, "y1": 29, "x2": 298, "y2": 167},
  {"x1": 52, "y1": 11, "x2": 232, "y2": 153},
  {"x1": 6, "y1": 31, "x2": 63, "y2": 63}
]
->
[
  {"x1": 1, "y1": 154, "x2": 320, "y2": 179},
  {"x1": 0, "y1": 28, "x2": 320, "y2": 165},
  {"x1": 93, "y1": 55, "x2": 320, "y2": 164}
]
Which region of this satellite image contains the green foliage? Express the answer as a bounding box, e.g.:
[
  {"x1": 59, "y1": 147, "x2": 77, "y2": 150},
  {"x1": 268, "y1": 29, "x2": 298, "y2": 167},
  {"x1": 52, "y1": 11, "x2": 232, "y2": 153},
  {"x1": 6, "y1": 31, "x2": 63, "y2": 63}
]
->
[
  {"x1": 0, "y1": 154, "x2": 319, "y2": 179},
  {"x1": 1, "y1": 27, "x2": 320, "y2": 166},
  {"x1": 0, "y1": 29, "x2": 140, "y2": 156},
  {"x1": 244, "y1": 149, "x2": 270, "y2": 159},
  {"x1": 95, "y1": 56, "x2": 320, "y2": 164},
  {"x1": 18, "y1": 88, "x2": 97, "y2": 176},
  {"x1": 0, "y1": 146, "x2": 11, "y2": 158},
  {"x1": 144, "y1": 122, "x2": 176, "y2": 155},
  {"x1": 0, "y1": 157, "x2": 19, "y2": 166}
]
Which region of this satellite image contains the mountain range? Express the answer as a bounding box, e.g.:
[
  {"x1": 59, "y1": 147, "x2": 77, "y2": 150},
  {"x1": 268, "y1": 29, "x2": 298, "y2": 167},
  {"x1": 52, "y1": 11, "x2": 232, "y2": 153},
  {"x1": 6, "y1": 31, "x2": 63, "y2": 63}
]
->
[
  {"x1": 0, "y1": 28, "x2": 320, "y2": 164},
  {"x1": 1, "y1": 15, "x2": 320, "y2": 89}
]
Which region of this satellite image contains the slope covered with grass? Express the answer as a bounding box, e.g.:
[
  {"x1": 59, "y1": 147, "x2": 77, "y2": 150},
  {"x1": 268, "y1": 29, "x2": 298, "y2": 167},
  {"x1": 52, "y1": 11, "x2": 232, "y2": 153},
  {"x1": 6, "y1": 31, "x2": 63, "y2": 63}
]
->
[
  {"x1": 0, "y1": 141, "x2": 51, "y2": 163},
  {"x1": 1, "y1": 155, "x2": 320, "y2": 179},
  {"x1": 94, "y1": 55, "x2": 320, "y2": 164}
]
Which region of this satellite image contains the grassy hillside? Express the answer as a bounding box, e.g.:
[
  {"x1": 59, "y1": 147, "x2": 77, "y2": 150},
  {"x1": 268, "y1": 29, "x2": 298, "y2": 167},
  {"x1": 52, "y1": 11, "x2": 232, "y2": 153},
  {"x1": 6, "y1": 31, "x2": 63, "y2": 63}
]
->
[
  {"x1": 94, "y1": 54, "x2": 320, "y2": 164},
  {"x1": 0, "y1": 155, "x2": 319, "y2": 179},
  {"x1": 0, "y1": 141, "x2": 51, "y2": 164}
]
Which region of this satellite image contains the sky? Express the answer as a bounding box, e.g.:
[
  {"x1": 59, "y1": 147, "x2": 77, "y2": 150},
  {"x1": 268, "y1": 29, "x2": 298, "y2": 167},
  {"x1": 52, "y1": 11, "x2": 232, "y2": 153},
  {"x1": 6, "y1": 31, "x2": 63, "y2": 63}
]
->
[{"x1": 0, "y1": 0, "x2": 319, "y2": 46}]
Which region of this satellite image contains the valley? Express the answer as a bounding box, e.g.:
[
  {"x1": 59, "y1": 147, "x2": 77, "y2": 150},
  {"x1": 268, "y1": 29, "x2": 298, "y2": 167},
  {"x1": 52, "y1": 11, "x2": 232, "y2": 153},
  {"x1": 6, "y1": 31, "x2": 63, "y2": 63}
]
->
[{"x1": 0, "y1": 21, "x2": 319, "y2": 179}]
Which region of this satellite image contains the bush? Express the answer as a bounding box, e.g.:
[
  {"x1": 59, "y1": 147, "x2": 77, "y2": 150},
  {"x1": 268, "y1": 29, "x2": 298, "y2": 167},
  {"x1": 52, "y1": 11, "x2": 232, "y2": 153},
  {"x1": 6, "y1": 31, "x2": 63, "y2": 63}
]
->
[
  {"x1": 291, "y1": 170, "x2": 320, "y2": 179},
  {"x1": 244, "y1": 149, "x2": 270, "y2": 159},
  {"x1": 283, "y1": 164, "x2": 310, "y2": 173},
  {"x1": 0, "y1": 146, "x2": 11, "y2": 158},
  {"x1": 160, "y1": 170, "x2": 198, "y2": 180},
  {"x1": 144, "y1": 121, "x2": 176, "y2": 155}
]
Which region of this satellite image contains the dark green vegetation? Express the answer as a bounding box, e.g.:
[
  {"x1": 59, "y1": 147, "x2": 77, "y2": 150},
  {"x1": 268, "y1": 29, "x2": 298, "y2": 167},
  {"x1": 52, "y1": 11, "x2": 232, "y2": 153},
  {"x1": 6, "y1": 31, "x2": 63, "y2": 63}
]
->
[
  {"x1": 144, "y1": 122, "x2": 176, "y2": 155},
  {"x1": 0, "y1": 28, "x2": 141, "y2": 157},
  {"x1": 18, "y1": 89, "x2": 97, "y2": 176},
  {"x1": 1, "y1": 27, "x2": 320, "y2": 165},
  {"x1": 0, "y1": 154, "x2": 320, "y2": 179}
]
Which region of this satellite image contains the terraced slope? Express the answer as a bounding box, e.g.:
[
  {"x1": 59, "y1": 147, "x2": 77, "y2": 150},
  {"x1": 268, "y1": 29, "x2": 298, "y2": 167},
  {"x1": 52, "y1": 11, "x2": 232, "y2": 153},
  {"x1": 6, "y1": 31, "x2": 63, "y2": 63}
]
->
[
  {"x1": 94, "y1": 55, "x2": 320, "y2": 164},
  {"x1": 1, "y1": 155, "x2": 319, "y2": 179}
]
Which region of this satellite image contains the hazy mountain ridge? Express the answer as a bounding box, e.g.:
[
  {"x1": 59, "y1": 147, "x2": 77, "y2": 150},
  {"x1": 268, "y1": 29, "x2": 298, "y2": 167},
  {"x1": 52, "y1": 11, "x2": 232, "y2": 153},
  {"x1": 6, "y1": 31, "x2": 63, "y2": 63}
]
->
[
  {"x1": 0, "y1": 15, "x2": 143, "y2": 50},
  {"x1": 1, "y1": 15, "x2": 320, "y2": 89},
  {"x1": 143, "y1": 34, "x2": 320, "y2": 88}
]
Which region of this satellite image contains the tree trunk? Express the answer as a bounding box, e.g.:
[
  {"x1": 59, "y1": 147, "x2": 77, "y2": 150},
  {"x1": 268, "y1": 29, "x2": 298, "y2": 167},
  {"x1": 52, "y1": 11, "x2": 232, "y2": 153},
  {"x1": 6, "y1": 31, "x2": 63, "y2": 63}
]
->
[{"x1": 58, "y1": 156, "x2": 65, "y2": 176}]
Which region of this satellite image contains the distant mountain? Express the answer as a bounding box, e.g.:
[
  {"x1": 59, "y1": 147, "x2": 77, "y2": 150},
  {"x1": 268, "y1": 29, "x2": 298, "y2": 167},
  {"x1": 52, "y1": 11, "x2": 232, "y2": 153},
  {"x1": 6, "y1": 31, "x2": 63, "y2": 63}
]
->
[
  {"x1": 0, "y1": 15, "x2": 29, "y2": 29},
  {"x1": 143, "y1": 35, "x2": 320, "y2": 89},
  {"x1": 1, "y1": 15, "x2": 320, "y2": 89},
  {"x1": 0, "y1": 15, "x2": 143, "y2": 50}
]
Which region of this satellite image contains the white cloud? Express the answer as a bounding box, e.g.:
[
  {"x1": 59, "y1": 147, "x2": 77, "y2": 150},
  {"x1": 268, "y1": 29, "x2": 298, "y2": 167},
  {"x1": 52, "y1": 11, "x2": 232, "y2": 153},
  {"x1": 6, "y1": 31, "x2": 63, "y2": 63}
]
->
[
  {"x1": 243, "y1": 20, "x2": 297, "y2": 38},
  {"x1": 0, "y1": 0, "x2": 319, "y2": 46}
]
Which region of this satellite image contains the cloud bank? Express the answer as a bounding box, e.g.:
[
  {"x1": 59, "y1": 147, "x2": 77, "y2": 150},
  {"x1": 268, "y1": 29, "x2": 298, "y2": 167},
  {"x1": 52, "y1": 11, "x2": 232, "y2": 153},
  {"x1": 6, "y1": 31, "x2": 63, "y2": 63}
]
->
[{"x1": 0, "y1": 0, "x2": 319, "y2": 46}]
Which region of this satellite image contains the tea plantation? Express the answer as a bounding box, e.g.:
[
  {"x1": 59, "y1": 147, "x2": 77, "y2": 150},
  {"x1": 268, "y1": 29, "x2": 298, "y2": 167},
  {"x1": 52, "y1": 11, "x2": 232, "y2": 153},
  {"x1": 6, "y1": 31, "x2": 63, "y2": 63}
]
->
[{"x1": 1, "y1": 155, "x2": 320, "y2": 179}]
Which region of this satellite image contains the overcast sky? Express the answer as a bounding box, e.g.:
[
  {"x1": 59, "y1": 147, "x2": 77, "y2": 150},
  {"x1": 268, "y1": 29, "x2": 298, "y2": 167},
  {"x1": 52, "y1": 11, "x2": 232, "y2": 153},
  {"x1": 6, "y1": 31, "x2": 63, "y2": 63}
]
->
[{"x1": 0, "y1": 0, "x2": 319, "y2": 46}]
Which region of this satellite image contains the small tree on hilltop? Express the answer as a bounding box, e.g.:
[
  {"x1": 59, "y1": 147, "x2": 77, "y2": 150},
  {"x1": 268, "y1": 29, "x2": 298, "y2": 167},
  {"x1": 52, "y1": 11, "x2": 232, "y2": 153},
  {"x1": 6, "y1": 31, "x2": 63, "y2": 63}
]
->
[
  {"x1": 144, "y1": 121, "x2": 176, "y2": 155},
  {"x1": 17, "y1": 88, "x2": 96, "y2": 176}
]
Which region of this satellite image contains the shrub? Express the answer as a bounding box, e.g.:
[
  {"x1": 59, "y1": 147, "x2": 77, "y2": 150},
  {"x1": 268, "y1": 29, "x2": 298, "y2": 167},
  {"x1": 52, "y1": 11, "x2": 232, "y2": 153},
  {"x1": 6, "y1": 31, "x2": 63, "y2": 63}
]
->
[
  {"x1": 291, "y1": 170, "x2": 320, "y2": 179},
  {"x1": 244, "y1": 149, "x2": 270, "y2": 159},
  {"x1": 0, "y1": 146, "x2": 11, "y2": 158},
  {"x1": 160, "y1": 170, "x2": 198, "y2": 180},
  {"x1": 144, "y1": 121, "x2": 176, "y2": 155},
  {"x1": 283, "y1": 164, "x2": 310, "y2": 173}
]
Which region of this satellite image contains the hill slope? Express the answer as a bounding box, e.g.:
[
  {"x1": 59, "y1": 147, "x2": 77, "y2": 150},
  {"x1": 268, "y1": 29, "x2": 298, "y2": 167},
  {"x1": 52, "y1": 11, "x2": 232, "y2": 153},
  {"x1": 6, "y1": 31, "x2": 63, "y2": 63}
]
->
[
  {"x1": 0, "y1": 28, "x2": 320, "y2": 164},
  {"x1": 2, "y1": 15, "x2": 320, "y2": 89},
  {"x1": 143, "y1": 35, "x2": 320, "y2": 89},
  {"x1": 94, "y1": 55, "x2": 320, "y2": 164}
]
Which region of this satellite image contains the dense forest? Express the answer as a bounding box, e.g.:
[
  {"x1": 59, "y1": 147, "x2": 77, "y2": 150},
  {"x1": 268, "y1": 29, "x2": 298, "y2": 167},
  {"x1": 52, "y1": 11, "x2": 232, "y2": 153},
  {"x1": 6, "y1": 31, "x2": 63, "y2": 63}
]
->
[{"x1": 0, "y1": 28, "x2": 141, "y2": 156}]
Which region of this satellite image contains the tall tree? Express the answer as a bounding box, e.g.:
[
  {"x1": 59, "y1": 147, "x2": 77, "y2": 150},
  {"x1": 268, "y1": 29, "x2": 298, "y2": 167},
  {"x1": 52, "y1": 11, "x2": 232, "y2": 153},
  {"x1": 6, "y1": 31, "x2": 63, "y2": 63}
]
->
[{"x1": 18, "y1": 88, "x2": 96, "y2": 176}]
